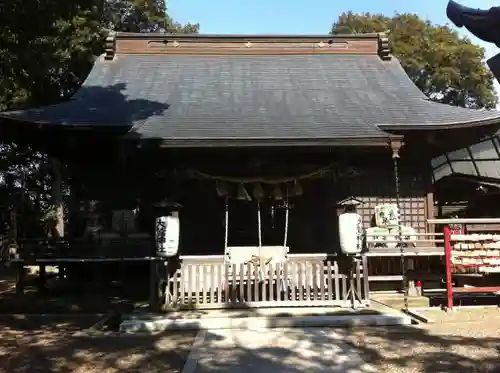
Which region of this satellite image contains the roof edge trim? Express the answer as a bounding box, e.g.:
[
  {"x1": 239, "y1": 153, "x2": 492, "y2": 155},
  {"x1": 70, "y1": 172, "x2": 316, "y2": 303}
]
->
[
  {"x1": 148, "y1": 136, "x2": 399, "y2": 148},
  {"x1": 377, "y1": 115, "x2": 500, "y2": 130}
]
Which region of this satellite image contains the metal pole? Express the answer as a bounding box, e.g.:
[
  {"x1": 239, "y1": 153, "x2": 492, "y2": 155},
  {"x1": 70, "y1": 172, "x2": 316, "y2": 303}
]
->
[{"x1": 392, "y1": 153, "x2": 408, "y2": 311}]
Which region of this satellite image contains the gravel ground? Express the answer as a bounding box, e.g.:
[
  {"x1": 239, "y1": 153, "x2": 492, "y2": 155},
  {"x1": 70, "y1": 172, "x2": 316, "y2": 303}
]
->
[
  {"x1": 0, "y1": 315, "x2": 197, "y2": 373},
  {"x1": 416, "y1": 308, "x2": 500, "y2": 323},
  {"x1": 335, "y1": 313, "x2": 500, "y2": 373}
]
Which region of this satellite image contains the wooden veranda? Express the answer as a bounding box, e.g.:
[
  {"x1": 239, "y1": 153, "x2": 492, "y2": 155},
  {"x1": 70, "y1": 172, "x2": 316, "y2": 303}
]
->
[{"x1": 3, "y1": 225, "x2": 448, "y2": 311}]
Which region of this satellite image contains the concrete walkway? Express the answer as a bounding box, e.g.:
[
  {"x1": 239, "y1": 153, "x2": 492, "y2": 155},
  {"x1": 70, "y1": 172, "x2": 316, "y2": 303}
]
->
[{"x1": 183, "y1": 327, "x2": 377, "y2": 373}]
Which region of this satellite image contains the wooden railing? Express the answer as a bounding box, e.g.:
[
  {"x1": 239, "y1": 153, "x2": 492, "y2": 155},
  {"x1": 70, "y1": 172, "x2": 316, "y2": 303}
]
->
[
  {"x1": 365, "y1": 231, "x2": 444, "y2": 256},
  {"x1": 164, "y1": 256, "x2": 369, "y2": 310},
  {"x1": 12, "y1": 236, "x2": 154, "y2": 263},
  {"x1": 364, "y1": 231, "x2": 445, "y2": 284}
]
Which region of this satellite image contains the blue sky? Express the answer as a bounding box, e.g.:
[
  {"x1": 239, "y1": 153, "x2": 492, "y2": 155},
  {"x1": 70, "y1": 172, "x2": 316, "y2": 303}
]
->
[{"x1": 169, "y1": 0, "x2": 500, "y2": 102}]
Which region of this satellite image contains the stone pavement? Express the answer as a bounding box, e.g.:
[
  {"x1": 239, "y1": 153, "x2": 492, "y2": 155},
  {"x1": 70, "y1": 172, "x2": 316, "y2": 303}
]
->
[{"x1": 184, "y1": 327, "x2": 377, "y2": 373}]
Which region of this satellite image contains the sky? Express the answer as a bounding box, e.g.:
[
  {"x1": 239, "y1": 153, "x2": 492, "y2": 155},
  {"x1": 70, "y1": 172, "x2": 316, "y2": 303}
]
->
[{"x1": 168, "y1": 0, "x2": 500, "y2": 104}]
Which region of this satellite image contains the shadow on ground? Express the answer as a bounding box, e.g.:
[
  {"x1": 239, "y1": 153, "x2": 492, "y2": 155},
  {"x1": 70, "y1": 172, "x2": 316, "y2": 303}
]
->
[
  {"x1": 0, "y1": 315, "x2": 198, "y2": 373},
  {"x1": 191, "y1": 309, "x2": 500, "y2": 373},
  {"x1": 1, "y1": 270, "x2": 499, "y2": 373},
  {"x1": 1, "y1": 308, "x2": 500, "y2": 372}
]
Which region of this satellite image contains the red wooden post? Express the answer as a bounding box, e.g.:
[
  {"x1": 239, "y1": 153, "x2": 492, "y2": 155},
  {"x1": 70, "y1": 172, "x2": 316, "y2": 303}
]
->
[{"x1": 443, "y1": 225, "x2": 453, "y2": 311}]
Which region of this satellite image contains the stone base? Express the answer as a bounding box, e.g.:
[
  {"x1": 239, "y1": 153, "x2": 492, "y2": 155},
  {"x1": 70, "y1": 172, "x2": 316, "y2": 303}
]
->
[{"x1": 120, "y1": 311, "x2": 412, "y2": 333}]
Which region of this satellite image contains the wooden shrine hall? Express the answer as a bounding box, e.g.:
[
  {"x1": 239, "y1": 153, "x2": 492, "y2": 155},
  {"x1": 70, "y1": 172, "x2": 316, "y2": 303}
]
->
[{"x1": 2, "y1": 32, "x2": 500, "y2": 310}]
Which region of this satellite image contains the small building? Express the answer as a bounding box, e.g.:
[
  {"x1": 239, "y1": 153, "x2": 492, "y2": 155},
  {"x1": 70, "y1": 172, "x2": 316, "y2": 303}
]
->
[{"x1": 2, "y1": 32, "x2": 500, "y2": 309}]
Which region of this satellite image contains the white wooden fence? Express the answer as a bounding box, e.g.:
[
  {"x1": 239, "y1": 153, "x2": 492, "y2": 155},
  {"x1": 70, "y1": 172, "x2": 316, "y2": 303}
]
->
[{"x1": 163, "y1": 256, "x2": 369, "y2": 309}]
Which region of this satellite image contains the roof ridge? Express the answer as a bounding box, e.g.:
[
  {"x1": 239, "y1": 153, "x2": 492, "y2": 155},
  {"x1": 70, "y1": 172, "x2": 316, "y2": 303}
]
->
[
  {"x1": 108, "y1": 32, "x2": 381, "y2": 58},
  {"x1": 113, "y1": 32, "x2": 380, "y2": 40}
]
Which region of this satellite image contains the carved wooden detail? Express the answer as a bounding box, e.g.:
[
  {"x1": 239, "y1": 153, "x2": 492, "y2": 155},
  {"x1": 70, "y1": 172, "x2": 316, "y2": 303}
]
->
[
  {"x1": 114, "y1": 34, "x2": 379, "y2": 56},
  {"x1": 104, "y1": 32, "x2": 116, "y2": 60}
]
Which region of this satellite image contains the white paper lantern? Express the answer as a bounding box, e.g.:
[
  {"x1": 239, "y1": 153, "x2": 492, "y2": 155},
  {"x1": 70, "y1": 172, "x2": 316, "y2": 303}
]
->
[
  {"x1": 155, "y1": 215, "x2": 180, "y2": 257},
  {"x1": 338, "y1": 212, "x2": 363, "y2": 255}
]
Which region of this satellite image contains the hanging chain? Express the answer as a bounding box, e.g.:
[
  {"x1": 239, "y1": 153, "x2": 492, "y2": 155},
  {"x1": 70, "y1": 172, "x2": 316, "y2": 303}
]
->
[
  {"x1": 393, "y1": 153, "x2": 408, "y2": 311},
  {"x1": 224, "y1": 197, "x2": 229, "y2": 251}
]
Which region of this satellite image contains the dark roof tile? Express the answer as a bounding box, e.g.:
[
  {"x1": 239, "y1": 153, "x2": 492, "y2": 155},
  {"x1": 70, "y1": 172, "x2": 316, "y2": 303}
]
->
[{"x1": 2, "y1": 53, "x2": 500, "y2": 143}]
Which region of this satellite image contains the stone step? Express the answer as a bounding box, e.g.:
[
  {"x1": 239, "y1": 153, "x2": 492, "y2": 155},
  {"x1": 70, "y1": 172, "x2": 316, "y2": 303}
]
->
[{"x1": 120, "y1": 312, "x2": 412, "y2": 333}]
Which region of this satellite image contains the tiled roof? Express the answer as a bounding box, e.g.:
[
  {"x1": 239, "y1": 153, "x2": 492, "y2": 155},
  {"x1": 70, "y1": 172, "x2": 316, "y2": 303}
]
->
[{"x1": 2, "y1": 37, "x2": 500, "y2": 145}]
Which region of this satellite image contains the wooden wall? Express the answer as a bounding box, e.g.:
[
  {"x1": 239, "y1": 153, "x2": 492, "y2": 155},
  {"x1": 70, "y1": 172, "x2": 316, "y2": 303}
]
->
[
  {"x1": 177, "y1": 157, "x2": 433, "y2": 255},
  {"x1": 350, "y1": 162, "x2": 431, "y2": 233},
  {"x1": 69, "y1": 148, "x2": 434, "y2": 255}
]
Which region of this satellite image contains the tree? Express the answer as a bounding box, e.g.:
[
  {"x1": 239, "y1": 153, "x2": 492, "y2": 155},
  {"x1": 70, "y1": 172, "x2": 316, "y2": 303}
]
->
[
  {"x1": 0, "y1": 0, "x2": 103, "y2": 111},
  {"x1": 0, "y1": 0, "x2": 103, "y2": 239},
  {"x1": 0, "y1": 0, "x2": 200, "y2": 111},
  {"x1": 101, "y1": 0, "x2": 199, "y2": 33},
  {"x1": 0, "y1": 0, "x2": 200, "y2": 239},
  {"x1": 331, "y1": 12, "x2": 497, "y2": 109}
]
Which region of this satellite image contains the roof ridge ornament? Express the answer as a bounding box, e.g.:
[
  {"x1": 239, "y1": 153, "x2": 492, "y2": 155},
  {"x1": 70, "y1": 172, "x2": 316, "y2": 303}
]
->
[
  {"x1": 105, "y1": 31, "x2": 117, "y2": 60},
  {"x1": 377, "y1": 32, "x2": 391, "y2": 61}
]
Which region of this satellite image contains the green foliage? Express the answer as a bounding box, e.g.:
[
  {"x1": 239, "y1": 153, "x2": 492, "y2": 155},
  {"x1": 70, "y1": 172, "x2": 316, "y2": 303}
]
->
[
  {"x1": 331, "y1": 12, "x2": 497, "y2": 109},
  {"x1": 0, "y1": 0, "x2": 103, "y2": 111},
  {"x1": 0, "y1": 0, "x2": 199, "y2": 237},
  {"x1": 101, "y1": 0, "x2": 200, "y2": 33}
]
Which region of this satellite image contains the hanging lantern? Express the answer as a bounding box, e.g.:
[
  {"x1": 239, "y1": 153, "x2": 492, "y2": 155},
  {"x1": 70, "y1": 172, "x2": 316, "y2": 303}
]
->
[
  {"x1": 273, "y1": 185, "x2": 283, "y2": 200},
  {"x1": 252, "y1": 183, "x2": 265, "y2": 200},
  {"x1": 216, "y1": 180, "x2": 229, "y2": 198},
  {"x1": 293, "y1": 180, "x2": 303, "y2": 196},
  {"x1": 237, "y1": 183, "x2": 251, "y2": 201}
]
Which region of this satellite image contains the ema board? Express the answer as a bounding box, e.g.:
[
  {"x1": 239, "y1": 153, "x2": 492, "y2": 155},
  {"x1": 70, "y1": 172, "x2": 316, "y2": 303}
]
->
[{"x1": 155, "y1": 216, "x2": 180, "y2": 257}]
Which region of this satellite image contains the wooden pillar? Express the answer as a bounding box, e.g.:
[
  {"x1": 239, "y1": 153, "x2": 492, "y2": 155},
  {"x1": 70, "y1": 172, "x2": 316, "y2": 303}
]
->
[
  {"x1": 51, "y1": 158, "x2": 64, "y2": 239},
  {"x1": 9, "y1": 208, "x2": 17, "y2": 246},
  {"x1": 93, "y1": 262, "x2": 102, "y2": 292},
  {"x1": 425, "y1": 191, "x2": 435, "y2": 233},
  {"x1": 15, "y1": 262, "x2": 26, "y2": 295},
  {"x1": 362, "y1": 255, "x2": 370, "y2": 302},
  {"x1": 38, "y1": 265, "x2": 47, "y2": 293},
  {"x1": 149, "y1": 260, "x2": 159, "y2": 311}
]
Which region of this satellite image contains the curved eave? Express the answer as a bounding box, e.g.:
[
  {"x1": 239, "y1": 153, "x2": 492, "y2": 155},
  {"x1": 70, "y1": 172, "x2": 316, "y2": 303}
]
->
[
  {"x1": 377, "y1": 111, "x2": 500, "y2": 131},
  {"x1": 0, "y1": 116, "x2": 130, "y2": 145}
]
